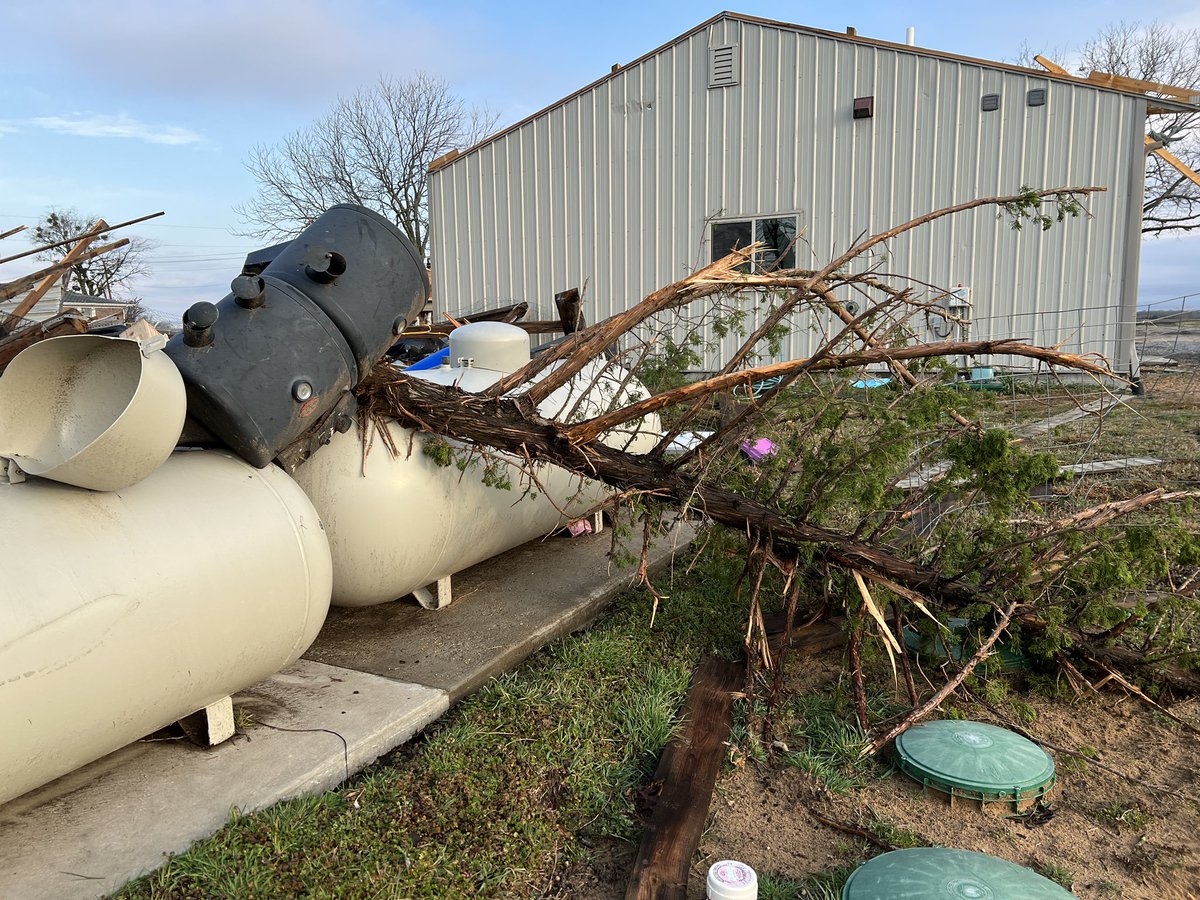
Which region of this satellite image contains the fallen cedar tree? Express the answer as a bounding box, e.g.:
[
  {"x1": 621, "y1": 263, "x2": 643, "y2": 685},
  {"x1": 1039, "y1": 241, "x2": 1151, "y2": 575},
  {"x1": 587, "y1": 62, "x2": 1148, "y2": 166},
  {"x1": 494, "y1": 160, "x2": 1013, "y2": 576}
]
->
[{"x1": 313, "y1": 186, "x2": 1194, "y2": 747}]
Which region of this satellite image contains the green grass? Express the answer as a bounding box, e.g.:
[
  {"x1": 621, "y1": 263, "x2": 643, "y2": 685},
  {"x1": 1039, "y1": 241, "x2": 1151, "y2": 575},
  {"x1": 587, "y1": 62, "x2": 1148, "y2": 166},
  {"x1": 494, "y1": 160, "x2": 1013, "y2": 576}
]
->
[
  {"x1": 115, "y1": 541, "x2": 751, "y2": 899},
  {"x1": 1035, "y1": 861, "x2": 1076, "y2": 890},
  {"x1": 1096, "y1": 802, "x2": 1151, "y2": 830},
  {"x1": 759, "y1": 866, "x2": 856, "y2": 900},
  {"x1": 775, "y1": 688, "x2": 899, "y2": 794}
]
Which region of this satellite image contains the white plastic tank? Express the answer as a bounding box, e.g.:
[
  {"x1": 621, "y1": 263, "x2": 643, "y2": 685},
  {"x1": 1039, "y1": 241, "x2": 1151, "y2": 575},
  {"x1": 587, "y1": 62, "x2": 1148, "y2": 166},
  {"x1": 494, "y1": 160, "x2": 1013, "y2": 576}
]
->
[
  {"x1": 293, "y1": 322, "x2": 661, "y2": 607},
  {"x1": 0, "y1": 450, "x2": 333, "y2": 805},
  {"x1": 0, "y1": 333, "x2": 186, "y2": 492}
]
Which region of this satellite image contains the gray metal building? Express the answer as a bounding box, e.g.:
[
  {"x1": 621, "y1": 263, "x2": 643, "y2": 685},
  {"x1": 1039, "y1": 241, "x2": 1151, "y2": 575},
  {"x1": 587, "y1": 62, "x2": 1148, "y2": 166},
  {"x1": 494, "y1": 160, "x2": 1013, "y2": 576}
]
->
[{"x1": 429, "y1": 12, "x2": 1178, "y2": 373}]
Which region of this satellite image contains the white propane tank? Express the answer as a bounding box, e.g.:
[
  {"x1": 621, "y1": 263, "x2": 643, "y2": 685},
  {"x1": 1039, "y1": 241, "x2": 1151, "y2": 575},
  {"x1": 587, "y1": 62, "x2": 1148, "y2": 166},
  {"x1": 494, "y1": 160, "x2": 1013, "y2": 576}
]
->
[
  {"x1": 0, "y1": 450, "x2": 333, "y2": 805},
  {"x1": 292, "y1": 323, "x2": 661, "y2": 607}
]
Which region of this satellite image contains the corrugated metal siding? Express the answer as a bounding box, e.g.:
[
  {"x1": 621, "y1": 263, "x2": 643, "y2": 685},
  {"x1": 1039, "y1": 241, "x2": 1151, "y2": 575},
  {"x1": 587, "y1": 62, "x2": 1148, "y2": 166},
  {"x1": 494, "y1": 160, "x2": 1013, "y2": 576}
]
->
[{"x1": 430, "y1": 17, "x2": 1142, "y2": 371}]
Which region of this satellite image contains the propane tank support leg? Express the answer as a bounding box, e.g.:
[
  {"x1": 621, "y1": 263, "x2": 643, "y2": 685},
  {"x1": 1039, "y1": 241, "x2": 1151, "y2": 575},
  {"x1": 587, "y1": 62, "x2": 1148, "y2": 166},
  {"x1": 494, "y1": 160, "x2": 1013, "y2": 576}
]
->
[
  {"x1": 414, "y1": 575, "x2": 453, "y2": 610},
  {"x1": 177, "y1": 696, "x2": 235, "y2": 747},
  {"x1": 592, "y1": 509, "x2": 604, "y2": 534}
]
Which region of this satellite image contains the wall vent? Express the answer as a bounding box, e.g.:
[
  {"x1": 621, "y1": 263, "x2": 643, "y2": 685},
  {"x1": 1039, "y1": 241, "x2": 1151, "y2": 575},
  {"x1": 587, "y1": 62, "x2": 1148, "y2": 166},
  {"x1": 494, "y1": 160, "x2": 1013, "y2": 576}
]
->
[
  {"x1": 981, "y1": 93, "x2": 1000, "y2": 112},
  {"x1": 709, "y1": 45, "x2": 740, "y2": 88},
  {"x1": 1027, "y1": 88, "x2": 1047, "y2": 107}
]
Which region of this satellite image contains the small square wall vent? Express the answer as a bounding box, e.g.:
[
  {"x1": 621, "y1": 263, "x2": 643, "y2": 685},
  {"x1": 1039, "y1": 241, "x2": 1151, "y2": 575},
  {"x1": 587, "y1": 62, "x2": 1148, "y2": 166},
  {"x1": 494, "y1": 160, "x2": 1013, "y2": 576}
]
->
[
  {"x1": 1027, "y1": 88, "x2": 1047, "y2": 107},
  {"x1": 853, "y1": 96, "x2": 874, "y2": 119},
  {"x1": 709, "y1": 45, "x2": 740, "y2": 88},
  {"x1": 981, "y1": 93, "x2": 1000, "y2": 112}
]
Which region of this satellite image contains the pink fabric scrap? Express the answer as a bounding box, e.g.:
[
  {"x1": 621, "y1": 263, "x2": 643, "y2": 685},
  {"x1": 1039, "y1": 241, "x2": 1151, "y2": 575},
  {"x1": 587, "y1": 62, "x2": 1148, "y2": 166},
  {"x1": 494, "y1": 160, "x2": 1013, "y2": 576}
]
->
[
  {"x1": 740, "y1": 438, "x2": 778, "y2": 463},
  {"x1": 566, "y1": 518, "x2": 594, "y2": 537}
]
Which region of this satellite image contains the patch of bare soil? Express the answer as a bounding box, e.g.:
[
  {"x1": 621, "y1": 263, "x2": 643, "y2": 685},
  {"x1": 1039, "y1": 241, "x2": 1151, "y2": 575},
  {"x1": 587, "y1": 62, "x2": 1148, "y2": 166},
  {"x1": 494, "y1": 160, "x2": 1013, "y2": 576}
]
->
[{"x1": 688, "y1": 653, "x2": 1200, "y2": 900}]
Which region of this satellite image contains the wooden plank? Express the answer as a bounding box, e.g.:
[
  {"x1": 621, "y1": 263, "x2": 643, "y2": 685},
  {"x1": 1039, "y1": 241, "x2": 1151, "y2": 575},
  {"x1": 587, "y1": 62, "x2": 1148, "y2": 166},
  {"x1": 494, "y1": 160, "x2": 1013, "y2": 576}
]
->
[
  {"x1": 0, "y1": 237, "x2": 127, "y2": 303},
  {"x1": 0, "y1": 312, "x2": 90, "y2": 370},
  {"x1": 1034, "y1": 55, "x2": 1070, "y2": 76},
  {"x1": 625, "y1": 656, "x2": 742, "y2": 900},
  {"x1": 1088, "y1": 70, "x2": 1200, "y2": 103},
  {"x1": 9, "y1": 220, "x2": 107, "y2": 322},
  {"x1": 0, "y1": 211, "x2": 162, "y2": 267},
  {"x1": 515, "y1": 319, "x2": 566, "y2": 334},
  {"x1": 0, "y1": 225, "x2": 27, "y2": 242},
  {"x1": 1146, "y1": 136, "x2": 1200, "y2": 187}
]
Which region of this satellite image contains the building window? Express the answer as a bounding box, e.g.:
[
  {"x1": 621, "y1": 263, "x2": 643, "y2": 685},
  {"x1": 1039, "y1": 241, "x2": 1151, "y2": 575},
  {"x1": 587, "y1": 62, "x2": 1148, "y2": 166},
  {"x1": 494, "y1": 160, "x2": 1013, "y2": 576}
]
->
[{"x1": 711, "y1": 215, "x2": 797, "y2": 271}]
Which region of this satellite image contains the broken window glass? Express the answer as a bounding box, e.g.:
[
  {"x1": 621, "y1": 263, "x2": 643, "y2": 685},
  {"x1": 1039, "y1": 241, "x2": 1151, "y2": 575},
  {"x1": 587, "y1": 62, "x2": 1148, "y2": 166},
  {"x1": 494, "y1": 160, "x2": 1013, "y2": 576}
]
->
[
  {"x1": 756, "y1": 217, "x2": 797, "y2": 271},
  {"x1": 711, "y1": 220, "x2": 753, "y2": 271},
  {"x1": 711, "y1": 216, "x2": 798, "y2": 272}
]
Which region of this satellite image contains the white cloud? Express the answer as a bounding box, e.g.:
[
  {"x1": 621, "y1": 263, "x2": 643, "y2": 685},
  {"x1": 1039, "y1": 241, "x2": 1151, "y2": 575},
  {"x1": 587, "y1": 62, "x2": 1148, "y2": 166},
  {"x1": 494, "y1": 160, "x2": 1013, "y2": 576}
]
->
[
  {"x1": 0, "y1": 121, "x2": 20, "y2": 136},
  {"x1": 31, "y1": 113, "x2": 201, "y2": 146},
  {"x1": 3, "y1": 0, "x2": 471, "y2": 109}
]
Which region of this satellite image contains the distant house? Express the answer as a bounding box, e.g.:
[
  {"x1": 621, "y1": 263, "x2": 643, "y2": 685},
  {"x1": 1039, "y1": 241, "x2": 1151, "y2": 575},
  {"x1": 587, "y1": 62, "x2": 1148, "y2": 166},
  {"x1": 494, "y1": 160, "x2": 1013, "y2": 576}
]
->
[
  {"x1": 429, "y1": 11, "x2": 1199, "y2": 374},
  {"x1": 61, "y1": 291, "x2": 139, "y2": 324},
  {"x1": 0, "y1": 283, "x2": 65, "y2": 325}
]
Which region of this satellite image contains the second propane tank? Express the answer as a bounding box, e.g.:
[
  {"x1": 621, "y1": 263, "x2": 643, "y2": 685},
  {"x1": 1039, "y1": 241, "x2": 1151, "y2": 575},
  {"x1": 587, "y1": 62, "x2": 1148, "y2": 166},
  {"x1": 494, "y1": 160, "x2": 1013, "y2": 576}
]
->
[{"x1": 293, "y1": 322, "x2": 661, "y2": 607}]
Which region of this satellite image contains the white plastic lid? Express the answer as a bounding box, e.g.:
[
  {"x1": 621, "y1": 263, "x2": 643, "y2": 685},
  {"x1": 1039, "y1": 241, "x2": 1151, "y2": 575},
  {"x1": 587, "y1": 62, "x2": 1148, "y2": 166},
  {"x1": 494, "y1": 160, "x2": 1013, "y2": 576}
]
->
[{"x1": 707, "y1": 859, "x2": 758, "y2": 900}]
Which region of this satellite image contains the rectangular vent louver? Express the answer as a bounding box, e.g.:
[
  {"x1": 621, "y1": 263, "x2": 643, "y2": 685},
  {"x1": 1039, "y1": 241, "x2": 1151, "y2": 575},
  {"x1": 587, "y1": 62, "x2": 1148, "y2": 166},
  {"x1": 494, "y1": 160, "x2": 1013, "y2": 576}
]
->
[{"x1": 709, "y1": 45, "x2": 740, "y2": 88}]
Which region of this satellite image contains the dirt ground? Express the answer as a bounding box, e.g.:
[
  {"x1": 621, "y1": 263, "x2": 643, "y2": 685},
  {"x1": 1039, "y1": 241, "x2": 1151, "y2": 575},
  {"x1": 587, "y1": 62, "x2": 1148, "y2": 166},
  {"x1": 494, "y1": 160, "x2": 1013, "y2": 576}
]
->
[
  {"x1": 555, "y1": 364, "x2": 1200, "y2": 900},
  {"x1": 698, "y1": 652, "x2": 1200, "y2": 899},
  {"x1": 559, "y1": 648, "x2": 1200, "y2": 899}
]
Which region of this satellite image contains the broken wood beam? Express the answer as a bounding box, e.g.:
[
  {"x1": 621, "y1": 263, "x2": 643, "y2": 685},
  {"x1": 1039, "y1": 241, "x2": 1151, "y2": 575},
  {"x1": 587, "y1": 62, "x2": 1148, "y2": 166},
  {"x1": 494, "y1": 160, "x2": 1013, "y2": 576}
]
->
[
  {"x1": 7, "y1": 220, "x2": 107, "y2": 322},
  {"x1": 625, "y1": 656, "x2": 742, "y2": 900},
  {"x1": 515, "y1": 319, "x2": 568, "y2": 335},
  {"x1": 0, "y1": 238, "x2": 129, "y2": 303},
  {"x1": 0, "y1": 225, "x2": 27, "y2": 242},
  {"x1": 0, "y1": 311, "x2": 90, "y2": 370},
  {"x1": 554, "y1": 287, "x2": 584, "y2": 336},
  {"x1": 0, "y1": 211, "x2": 163, "y2": 267}
]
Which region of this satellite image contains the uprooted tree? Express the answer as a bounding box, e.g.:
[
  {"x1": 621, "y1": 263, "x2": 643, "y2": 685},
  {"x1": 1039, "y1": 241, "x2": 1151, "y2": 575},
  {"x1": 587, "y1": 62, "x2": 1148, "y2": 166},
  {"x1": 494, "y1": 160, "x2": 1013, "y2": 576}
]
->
[{"x1": 354, "y1": 185, "x2": 1200, "y2": 751}]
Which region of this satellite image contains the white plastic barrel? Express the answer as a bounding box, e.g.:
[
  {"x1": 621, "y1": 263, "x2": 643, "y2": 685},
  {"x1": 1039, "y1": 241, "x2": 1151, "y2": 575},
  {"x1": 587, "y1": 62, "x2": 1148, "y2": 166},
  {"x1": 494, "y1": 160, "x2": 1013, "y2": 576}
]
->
[{"x1": 0, "y1": 450, "x2": 333, "y2": 805}]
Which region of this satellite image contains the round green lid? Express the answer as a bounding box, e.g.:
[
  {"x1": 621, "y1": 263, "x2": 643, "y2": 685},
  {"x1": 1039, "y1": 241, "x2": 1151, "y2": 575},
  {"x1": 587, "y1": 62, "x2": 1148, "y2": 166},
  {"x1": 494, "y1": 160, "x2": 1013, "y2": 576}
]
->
[
  {"x1": 902, "y1": 618, "x2": 1028, "y2": 670},
  {"x1": 895, "y1": 720, "x2": 1055, "y2": 800},
  {"x1": 842, "y1": 848, "x2": 1076, "y2": 899}
]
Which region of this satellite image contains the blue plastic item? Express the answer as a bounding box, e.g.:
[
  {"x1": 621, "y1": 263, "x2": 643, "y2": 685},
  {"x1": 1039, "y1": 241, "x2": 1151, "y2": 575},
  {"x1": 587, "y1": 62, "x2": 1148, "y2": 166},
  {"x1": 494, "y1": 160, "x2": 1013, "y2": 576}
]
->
[
  {"x1": 852, "y1": 377, "x2": 892, "y2": 389},
  {"x1": 404, "y1": 347, "x2": 449, "y2": 371}
]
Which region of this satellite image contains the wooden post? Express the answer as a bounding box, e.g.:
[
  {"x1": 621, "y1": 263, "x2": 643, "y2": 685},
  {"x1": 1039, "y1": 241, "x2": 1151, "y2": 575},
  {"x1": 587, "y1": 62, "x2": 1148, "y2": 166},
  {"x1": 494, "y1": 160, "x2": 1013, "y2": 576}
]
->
[
  {"x1": 554, "y1": 287, "x2": 584, "y2": 335},
  {"x1": 625, "y1": 656, "x2": 742, "y2": 900}
]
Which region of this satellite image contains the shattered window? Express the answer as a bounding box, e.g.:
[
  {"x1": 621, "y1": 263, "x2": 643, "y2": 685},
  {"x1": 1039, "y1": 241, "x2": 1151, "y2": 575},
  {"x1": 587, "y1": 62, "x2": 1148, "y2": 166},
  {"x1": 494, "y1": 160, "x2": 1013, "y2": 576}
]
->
[
  {"x1": 711, "y1": 220, "x2": 753, "y2": 271},
  {"x1": 756, "y1": 217, "x2": 797, "y2": 271},
  {"x1": 711, "y1": 215, "x2": 798, "y2": 272}
]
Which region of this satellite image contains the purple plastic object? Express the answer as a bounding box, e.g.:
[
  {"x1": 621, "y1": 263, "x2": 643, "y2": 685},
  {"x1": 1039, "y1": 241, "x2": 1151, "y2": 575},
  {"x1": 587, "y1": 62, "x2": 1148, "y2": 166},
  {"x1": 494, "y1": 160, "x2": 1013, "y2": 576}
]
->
[
  {"x1": 741, "y1": 438, "x2": 778, "y2": 463},
  {"x1": 566, "y1": 518, "x2": 593, "y2": 537}
]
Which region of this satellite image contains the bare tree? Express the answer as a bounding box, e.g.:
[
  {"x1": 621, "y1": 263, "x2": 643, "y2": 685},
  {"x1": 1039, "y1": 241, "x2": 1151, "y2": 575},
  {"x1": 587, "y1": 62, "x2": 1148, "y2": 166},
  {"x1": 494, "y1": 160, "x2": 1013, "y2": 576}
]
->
[
  {"x1": 236, "y1": 74, "x2": 498, "y2": 257},
  {"x1": 1023, "y1": 22, "x2": 1200, "y2": 236},
  {"x1": 33, "y1": 208, "x2": 154, "y2": 299}
]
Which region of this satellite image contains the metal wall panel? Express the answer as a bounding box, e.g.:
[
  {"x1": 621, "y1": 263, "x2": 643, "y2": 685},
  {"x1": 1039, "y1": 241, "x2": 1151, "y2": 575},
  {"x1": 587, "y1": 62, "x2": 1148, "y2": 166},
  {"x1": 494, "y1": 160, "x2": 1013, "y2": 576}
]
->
[{"x1": 429, "y1": 16, "x2": 1144, "y2": 372}]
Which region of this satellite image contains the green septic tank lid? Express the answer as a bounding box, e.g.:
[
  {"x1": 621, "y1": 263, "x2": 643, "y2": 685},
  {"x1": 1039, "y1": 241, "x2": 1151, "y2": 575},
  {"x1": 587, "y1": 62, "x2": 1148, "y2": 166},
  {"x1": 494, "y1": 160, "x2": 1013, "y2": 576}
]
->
[
  {"x1": 842, "y1": 848, "x2": 1077, "y2": 899},
  {"x1": 895, "y1": 720, "x2": 1055, "y2": 803},
  {"x1": 902, "y1": 618, "x2": 1029, "y2": 670}
]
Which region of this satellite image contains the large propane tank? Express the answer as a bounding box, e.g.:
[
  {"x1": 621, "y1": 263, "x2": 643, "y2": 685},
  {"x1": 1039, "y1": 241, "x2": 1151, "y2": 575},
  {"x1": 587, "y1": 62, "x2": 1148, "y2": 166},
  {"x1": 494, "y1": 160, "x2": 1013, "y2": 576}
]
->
[
  {"x1": 292, "y1": 322, "x2": 661, "y2": 607},
  {"x1": 0, "y1": 450, "x2": 333, "y2": 805}
]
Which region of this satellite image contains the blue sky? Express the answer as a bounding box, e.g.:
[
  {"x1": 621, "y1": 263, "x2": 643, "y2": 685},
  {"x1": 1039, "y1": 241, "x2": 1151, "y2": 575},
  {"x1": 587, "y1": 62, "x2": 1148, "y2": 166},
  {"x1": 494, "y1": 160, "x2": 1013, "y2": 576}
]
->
[{"x1": 1, "y1": 0, "x2": 1197, "y2": 319}]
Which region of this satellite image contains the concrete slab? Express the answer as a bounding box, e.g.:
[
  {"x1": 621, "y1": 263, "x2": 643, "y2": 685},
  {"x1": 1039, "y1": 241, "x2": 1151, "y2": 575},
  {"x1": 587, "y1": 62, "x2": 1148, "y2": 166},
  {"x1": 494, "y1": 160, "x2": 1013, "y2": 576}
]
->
[
  {"x1": 0, "y1": 661, "x2": 447, "y2": 900},
  {"x1": 1060, "y1": 456, "x2": 1164, "y2": 475},
  {"x1": 306, "y1": 522, "x2": 695, "y2": 701},
  {"x1": 0, "y1": 523, "x2": 695, "y2": 900}
]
